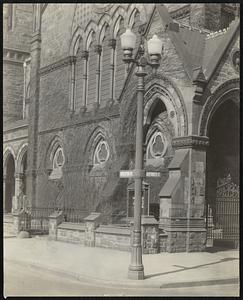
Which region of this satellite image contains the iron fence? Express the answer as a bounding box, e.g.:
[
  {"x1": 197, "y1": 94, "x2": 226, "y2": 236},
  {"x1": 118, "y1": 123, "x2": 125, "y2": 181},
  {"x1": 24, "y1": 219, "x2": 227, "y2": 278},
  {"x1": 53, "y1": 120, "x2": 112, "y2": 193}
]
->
[
  {"x1": 20, "y1": 207, "x2": 56, "y2": 234},
  {"x1": 62, "y1": 208, "x2": 89, "y2": 223},
  {"x1": 101, "y1": 211, "x2": 130, "y2": 226}
]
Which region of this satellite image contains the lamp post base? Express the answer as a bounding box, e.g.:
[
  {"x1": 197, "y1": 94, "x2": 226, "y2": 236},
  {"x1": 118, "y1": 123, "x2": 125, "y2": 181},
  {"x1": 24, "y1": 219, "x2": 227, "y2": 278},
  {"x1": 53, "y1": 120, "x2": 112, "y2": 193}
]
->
[{"x1": 128, "y1": 265, "x2": 144, "y2": 280}]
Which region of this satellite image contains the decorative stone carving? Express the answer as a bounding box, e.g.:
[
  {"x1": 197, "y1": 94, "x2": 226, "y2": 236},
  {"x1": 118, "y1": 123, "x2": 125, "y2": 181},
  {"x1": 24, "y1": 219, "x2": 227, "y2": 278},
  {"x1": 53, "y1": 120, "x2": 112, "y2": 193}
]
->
[
  {"x1": 231, "y1": 49, "x2": 240, "y2": 73},
  {"x1": 172, "y1": 136, "x2": 209, "y2": 149},
  {"x1": 191, "y1": 161, "x2": 205, "y2": 205}
]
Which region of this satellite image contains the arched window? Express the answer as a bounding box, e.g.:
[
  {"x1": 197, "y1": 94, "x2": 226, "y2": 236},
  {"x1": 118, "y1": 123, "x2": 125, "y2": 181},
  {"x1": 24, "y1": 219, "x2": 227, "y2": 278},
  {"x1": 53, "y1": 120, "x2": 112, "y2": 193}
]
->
[{"x1": 49, "y1": 146, "x2": 65, "y2": 180}]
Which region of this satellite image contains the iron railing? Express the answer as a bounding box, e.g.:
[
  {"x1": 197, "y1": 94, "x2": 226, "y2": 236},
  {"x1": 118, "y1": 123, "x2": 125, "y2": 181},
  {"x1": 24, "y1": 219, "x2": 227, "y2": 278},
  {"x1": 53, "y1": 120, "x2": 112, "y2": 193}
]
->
[
  {"x1": 20, "y1": 207, "x2": 56, "y2": 234},
  {"x1": 101, "y1": 211, "x2": 130, "y2": 226},
  {"x1": 62, "y1": 208, "x2": 89, "y2": 223}
]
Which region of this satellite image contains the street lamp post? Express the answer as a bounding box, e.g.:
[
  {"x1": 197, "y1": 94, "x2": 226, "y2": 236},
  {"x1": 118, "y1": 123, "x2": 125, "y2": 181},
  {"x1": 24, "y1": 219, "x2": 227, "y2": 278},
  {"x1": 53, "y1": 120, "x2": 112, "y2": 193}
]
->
[{"x1": 120, "y1": 28, "x2": 162, "y2": 280}]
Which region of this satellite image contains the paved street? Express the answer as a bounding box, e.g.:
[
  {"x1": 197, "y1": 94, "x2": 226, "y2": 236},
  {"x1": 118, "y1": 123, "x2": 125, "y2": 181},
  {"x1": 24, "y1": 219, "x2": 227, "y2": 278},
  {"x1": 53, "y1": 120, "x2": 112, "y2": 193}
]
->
[{"x1": 4, "y1": 260, "x2": 239, "y2": 297}]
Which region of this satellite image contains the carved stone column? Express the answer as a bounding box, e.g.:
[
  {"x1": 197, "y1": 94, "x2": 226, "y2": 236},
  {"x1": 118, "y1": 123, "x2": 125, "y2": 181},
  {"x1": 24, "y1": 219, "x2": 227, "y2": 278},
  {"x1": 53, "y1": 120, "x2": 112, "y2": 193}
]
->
[
  {"x1": 70, "y1": 56, "x2": 77, "y2": 112},
  {"x1": 14, "y1": 172, "x2": 24, "y2": 211},
  {"x1": 80, "y1": 50, "x2": 89, "y2": 113},
  {"x1": 108, "y1": 38, "x2": 116, "y2": 106},
  {"x1": 26, "y1": 5, "x2": 42, "y2": 208},
  {"x1": 94, "y1": 44, "x2": 102, "y2": 110}
]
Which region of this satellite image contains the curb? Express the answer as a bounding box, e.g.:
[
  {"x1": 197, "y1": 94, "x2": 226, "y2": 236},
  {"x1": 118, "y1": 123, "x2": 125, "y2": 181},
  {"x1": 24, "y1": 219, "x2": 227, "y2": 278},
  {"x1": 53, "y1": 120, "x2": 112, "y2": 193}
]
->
[{"x1": 5, "y1": 258, "x2": 239, "y2": 289}]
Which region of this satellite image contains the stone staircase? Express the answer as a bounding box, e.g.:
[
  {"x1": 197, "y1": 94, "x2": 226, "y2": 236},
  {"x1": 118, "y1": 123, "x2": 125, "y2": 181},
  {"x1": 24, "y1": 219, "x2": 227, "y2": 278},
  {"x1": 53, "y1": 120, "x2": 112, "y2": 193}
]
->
[{"x1": 4, "y1": 214, "x2": 16, "y2": 237}]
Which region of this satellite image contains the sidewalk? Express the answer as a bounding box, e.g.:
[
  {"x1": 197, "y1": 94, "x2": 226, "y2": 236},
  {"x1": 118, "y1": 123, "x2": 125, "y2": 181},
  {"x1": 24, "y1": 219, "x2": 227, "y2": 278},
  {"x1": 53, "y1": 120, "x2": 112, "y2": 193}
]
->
[{"x1": 4, "y1": 235, "x2": 239, "y2": 289}]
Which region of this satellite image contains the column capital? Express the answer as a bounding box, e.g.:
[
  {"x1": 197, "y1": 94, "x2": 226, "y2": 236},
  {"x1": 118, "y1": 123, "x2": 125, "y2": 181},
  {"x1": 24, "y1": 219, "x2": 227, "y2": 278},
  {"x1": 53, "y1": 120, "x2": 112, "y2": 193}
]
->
[
  {"x1": 108, "y1": 39, "x2": 116, "y2": 49},
  {"x1": 70, "y1": 55, "x2": 77, "y2": 64},
  {"x1": 14, "y1": 172, "x2": 24, "y2": 179},
  {"x1": 172, "y1": 135, "x2": 209, "y2": 149},
  {"x1": 81, "y1": 50, "x2": 89, "y2": 60},
  {"x1": 94, "y1": 44, "x2": 102, "y2": 54}
]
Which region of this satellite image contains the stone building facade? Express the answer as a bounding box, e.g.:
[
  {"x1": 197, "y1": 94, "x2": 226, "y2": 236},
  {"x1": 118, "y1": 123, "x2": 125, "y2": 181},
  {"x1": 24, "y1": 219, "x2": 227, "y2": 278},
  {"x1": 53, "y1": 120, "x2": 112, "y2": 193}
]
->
[{"x1": 3, "y1": 3, "x2": 239, "y2": 252}]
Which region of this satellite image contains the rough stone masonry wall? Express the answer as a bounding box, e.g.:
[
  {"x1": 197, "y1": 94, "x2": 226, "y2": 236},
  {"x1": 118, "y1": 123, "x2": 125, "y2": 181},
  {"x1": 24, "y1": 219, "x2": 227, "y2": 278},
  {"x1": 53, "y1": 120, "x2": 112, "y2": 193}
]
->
[
  {"x1": 37, "y1": 63, "x2": 127, "y2": 213},
  {"x1": 3, "y1": 63, "x2": 25, "y2": 123},
  {"x1": 3, "y1": 4, "x2": 33, "y2": 125},
  {"x1": 190, "y1": 4, "x2": 222, "y2": 31},
  {"x1": 41, "y1": 4, "x2": 75, "y2": 68},
  {"x1": 3, "y1": 4, "x2": 33, "y2": 52}
]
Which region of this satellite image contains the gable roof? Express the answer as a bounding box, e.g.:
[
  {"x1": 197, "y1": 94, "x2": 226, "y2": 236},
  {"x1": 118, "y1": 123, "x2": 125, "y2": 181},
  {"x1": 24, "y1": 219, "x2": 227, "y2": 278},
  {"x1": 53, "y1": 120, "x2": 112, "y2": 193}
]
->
[
  {"x1": 203, "y1": 19, "x2": 239, "y2": 81},
  {"x1": 155, "y1": 4, "x2": 239, "y2": 83},
  {"x1": 155, "y1": 4, "x2": 195, "y2": 80},
  {"x1": 118, "y1": 4, "x2": 240, "y2": 102}
]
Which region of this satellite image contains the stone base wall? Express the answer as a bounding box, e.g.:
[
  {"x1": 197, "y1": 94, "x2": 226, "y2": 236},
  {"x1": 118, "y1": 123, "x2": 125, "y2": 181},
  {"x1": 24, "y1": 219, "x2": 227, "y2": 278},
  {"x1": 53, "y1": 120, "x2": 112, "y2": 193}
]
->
[
  {"x1": 159, "y1": 232, "x2": 168, "y2": 252},
  {"x1": 56, "y1": 222, "x2": 85, "y2": 244},
  {"x1": 95, "y1": 225, "x2": 131, "y2": 252},
  {"x1": 166, "y1": 231, "x2": 187, "y2": 252},
  {"x1": 187, "y1": 230, "x2": 207, "y2": 252},
  {"x1": 165, "y1": 229, "x2": 207, "y2": 253}
]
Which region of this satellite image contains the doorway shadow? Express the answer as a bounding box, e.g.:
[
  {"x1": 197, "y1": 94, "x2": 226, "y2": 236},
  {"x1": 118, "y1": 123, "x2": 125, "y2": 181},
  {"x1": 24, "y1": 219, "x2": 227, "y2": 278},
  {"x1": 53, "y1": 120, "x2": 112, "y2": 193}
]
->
[{"x1": 145, "y1": 257, "x2": 239, "y2": 279}]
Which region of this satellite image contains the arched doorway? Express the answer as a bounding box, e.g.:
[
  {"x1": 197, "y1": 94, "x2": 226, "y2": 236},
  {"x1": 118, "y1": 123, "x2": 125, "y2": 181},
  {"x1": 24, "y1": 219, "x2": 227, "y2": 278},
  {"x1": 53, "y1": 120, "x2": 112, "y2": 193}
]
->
[
  {"x1": 144, "y1": 97, "x2": 175, "y2": 221},
  {"x1": 206, "y1": 99, "x2": 239, "y2": 248},
  {"x1": 5, "y1": 153, "x2": 15, "y2": 213}
]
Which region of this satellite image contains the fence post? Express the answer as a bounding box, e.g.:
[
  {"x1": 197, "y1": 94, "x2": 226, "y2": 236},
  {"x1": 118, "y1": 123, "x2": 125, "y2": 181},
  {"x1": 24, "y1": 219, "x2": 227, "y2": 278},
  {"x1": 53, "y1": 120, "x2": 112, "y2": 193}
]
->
[
  {"x1": 48, "y1": 211, "x2": 63, "y2": 240},
  {"x1": 12, "y1": 209, "x2": 26, "y2": 236},
  {"x1": 84, "y1": 212, "x2": 101, "y2": 247}
]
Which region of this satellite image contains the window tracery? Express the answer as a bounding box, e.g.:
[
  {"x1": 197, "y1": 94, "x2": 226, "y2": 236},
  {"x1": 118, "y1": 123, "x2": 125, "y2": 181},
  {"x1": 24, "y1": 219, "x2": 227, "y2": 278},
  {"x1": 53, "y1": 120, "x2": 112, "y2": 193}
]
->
[
  {"x1": 93, "y1": 139, "x2": 110, "y2": 166},
  {"x1": 146, "y1": 131, "x2": 167, "y2": 160}
]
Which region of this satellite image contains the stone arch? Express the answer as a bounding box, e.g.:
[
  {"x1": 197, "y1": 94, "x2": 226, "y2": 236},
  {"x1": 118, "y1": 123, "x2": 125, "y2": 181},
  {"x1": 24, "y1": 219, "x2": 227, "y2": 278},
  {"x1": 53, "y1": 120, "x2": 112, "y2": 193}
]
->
[
  {"x1": 45, "y1": 135, "x2": 65, "y2": 171},
  {"x1": 110, "y1": 6, "x2": 126, "y2": 38},
  {"x1": 97, "y1": 14, "x2": 112, "y2": 44},
  {"x1": 84, "y1": 126, "x2": 112, "y2": 167},
  {"x1": 84, "y1": 20, "x2": 98, "y2": 50},
  {"x1": 126, "y1": 4, "x2": 147, "y2": 27},
  {"x1": 199, "y1": 78, "x2": 239, "y2": 136},
  {"x1": 3, "y1": 147, "x2": 16, "y2": 175},
  {"x1": 16, "y1": 143, "x2": 28, "y2": 174},
  {"x1": 143, "y1": 74, "x2": 188, "y2": 137},
  {"x1": 3, "y1": 147, "x2": 16, "y2": 213},
  {"x1": 69, "y1": 26, "x2": 84, "y2": 56},
  {"x1": 98, "y1": 21, "x2": 110, "y2": 45}
]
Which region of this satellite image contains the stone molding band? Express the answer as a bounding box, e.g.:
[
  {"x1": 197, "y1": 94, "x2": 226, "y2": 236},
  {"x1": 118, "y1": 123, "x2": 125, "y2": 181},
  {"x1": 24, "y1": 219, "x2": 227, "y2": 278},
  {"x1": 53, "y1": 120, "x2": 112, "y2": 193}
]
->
[
  {"x1": 172, "y1": 135, "x2": 209, "y2": 149},
  {"x1": 39, "y1": 56, "x2": 76, "y2": 77}
]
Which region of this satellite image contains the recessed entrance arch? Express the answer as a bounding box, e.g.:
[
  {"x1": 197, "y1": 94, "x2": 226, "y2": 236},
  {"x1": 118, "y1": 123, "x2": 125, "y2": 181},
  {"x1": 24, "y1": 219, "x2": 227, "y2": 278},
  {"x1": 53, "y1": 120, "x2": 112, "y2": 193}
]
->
[
  {"x1": 206, "y1": 98, "x2": 239, "y2": 248},
  {"x1": 4, "y1": 153, "x2": 15, "y2": 213}
]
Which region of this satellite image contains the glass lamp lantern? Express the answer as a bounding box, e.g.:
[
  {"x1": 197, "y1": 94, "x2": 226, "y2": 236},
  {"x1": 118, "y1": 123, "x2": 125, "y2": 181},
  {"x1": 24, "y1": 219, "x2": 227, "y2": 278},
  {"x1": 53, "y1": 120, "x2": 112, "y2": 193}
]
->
[
  {"x1": 147, "y1": 34, "x2": 162, "y2": 70},
  {"x1": 147, "y1": 34, "x2": 163, "y2": 55},
  {"x1": 120, "y1": 28, "x2": 137, "y2": 50},
  {"x1": 120, "y1": 28, "x2": 137, "y2": 64}
]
